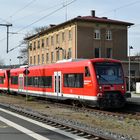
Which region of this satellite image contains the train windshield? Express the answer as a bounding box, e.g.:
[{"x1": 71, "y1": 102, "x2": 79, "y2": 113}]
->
[{"x1": 94, "y1": 62, "x2": 124, "y2": 85}]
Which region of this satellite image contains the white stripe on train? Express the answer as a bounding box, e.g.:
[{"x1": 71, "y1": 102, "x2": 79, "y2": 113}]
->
[{"x1": 9, "y1": 88, "x2": 97, "y2": 101}]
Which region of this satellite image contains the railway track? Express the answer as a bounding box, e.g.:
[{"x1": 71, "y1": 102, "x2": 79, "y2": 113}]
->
[
  {"x1": 0, "y1": 93, "x2": 138, "y2": 140},
  {"x1": 0, "y1": 102, "x2": 112, "y2": 140},
  {"x1": 36, "y1": 98, "x2": 140, "y2": 121}
]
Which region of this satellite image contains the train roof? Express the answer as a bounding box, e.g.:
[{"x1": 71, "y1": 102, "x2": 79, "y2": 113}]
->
[
  {"x1": 0, "y1": 69, "x2": 9, "y2": 72},
  {"x1": 10, "y1": 58, "x2": 121, "y2": 72}
]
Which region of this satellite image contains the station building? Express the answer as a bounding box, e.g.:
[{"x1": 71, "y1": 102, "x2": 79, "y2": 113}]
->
[
  {"x1": 25, "y1": 10, "x2": 133, "y2": 64},
  {"x1": 25, "y1": 10, "x2": 140, "y2": 89}
]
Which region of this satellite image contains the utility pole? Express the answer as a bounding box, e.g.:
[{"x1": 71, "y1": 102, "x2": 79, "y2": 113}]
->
[
  {"x1": 0, "y1": 23, "x2": 12, "y2": 53},
  {"x1": 128, "y1": 46, "x2": 133, "y2": 92}
]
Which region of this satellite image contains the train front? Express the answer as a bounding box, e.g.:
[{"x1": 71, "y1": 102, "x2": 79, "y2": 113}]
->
[{"x1": 94, "y1": 61, "x2": 128, "y2": 108}]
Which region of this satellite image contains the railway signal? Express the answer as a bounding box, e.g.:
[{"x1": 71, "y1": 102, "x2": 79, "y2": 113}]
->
[{"x1": 23, "y1": 68, "x2": 30, "y2": 75}]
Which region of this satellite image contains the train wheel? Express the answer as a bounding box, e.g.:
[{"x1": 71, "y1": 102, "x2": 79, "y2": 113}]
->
[{"x1": 72, "y1": 100, "x2": 80, "y2": 107}]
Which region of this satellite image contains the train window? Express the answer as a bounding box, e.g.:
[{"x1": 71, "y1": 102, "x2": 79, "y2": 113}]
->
[
  {"x1": 25, "y1": 76, "x2": 52, "y2": 88},
  {"x1": 27, "y1": 77, "x2": 33, "y2": 86},
  {"x1": 34, "y1": 77, "x2": 39, "y2": 87},
  {"x1": 42, "y1": 76, "x2": 52, "y2": 88},
  {"x1": 64, "y1": 73, "x2": 83, "y2": 88},
  {"x1": 11, "y1": 76, "x2": 18, "y2": 85},
  {"x1": 85, "y1": 66, "x2": 90, "y2": 77},
  {"x1": 0, "y1": 76, "x2": 4, "y2": 84}
]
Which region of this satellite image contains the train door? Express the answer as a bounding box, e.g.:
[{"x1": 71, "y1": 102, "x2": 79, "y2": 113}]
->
[
  {"x1": 18, "y1": 74, "x2": 24, "y2": 92},
  {"x1": 54, "y1": 71, "x2": 62, "y2": 97}
]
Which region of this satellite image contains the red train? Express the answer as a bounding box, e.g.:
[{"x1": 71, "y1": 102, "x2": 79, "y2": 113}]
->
[
  {"x1": 0, "y1": 58, "x2": 130, "y2": 108},
  {"x1": 0, "y1": 69, "x2": 10, "y2": 91}
]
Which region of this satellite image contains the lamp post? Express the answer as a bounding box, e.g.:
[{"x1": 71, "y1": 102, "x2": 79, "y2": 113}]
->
[{"x1": 128, "y1": 46, "x2": 133, "y2": 92}]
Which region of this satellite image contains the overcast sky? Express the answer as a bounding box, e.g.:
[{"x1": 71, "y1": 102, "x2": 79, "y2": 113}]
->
[{"x1": 0, "y1": 0, "x2": 140, "y2": 65}]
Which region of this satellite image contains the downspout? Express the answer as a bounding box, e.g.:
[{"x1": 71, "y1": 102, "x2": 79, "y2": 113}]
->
[{"x1": 75, "y1": 23, "x2": 77, "y2": 59}]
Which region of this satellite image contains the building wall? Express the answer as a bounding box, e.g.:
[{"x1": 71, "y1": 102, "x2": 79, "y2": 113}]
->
[
  {"x1": 28, "y1": 24, "x2": 76, "y2": 65},
  {"x1": 122, "y1": 61, "x2": 140, "y2": 90},
  {"x1": 122, "y1": 62, "x2": 140, "y2": 78},
  {"x1": 76, "y1": 22, "x2": 128, "y2": 60},
  {"x1": 112, "y1": 27, "x2": 127, "y2": 60},
  {"x1": 28, "y1": 21, "x2": 128, "y2": 65}
]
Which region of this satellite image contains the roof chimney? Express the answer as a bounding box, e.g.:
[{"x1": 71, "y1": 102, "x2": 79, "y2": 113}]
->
[
  {"x1": 102, "y1": 17, "x2": 108, "y2": 19},
  {"x1": 91, "y1": 10, "x2": 95, "y2": 17}
]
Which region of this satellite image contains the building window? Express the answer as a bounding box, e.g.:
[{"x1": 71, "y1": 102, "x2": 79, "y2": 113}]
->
[
  {"x1": 56, "y1": 34, "x2": 59, "y2": 44},
  {"x1": 68, "y1": 30, "x2": 72, "y2": 40},
  {"x1": 67, "y1": 48, "x2": 72, "y2": 59},
  {"x1": 95, "y1": 48, "x2": 100, "y2": 58},
  {"x1": 42, "y1": 39, "x2": 44, "y2": 47},
  {"x1": 34, "y1": 56, "x2": 36, "y2": 64},
  {"x1": 42, "y1": 54, "x2": 44, "y2": 64},
  {"x1": 94, "y1": 29, "x2": 100, "y2": 39},
  {"x1": 38, "y1": 55, "x2": 40, "y2": 64},
  {"x1": 33, "y1": 42, "x2": 36, "y2": 50},
  {"x1": 62, "y1": 32, "x2": 65, "y2": 42},
  {"x1": 51, "y1": 52, "x2": 54, "y2": 62},
  {"x1": 106, "y1": 30, "x2": 112, "y2": 40},
  {"x1": 51, "y1": 36, "x2": 54, "y2": 45},
  {"x1": 56, "y1": 51, "x2": 60, "y2": 61},
  {"x1": 130, "y1": 70, "x2": 135, "y2": 76},
  {"x1": 29, "y1": 43, "x2": 32, "y2": 51},
  {"x1": 62, "y1": 50, "x2": 66, "y2": 59},
  {"x1": 46, "y1": 53, "x2": 49, "y2": 62},
  {"x1": 46, "y1": 38, "x2": 49, "y2": 46},
  {"x1": 37, "y1": 40, "x2": 40, "y2": 48},
  {"x1": 106, "y1": 48, "x2": 112, "y2": 58},
  {"x1": 30, "y1": 56, "x2": 32, "y2": 65}
]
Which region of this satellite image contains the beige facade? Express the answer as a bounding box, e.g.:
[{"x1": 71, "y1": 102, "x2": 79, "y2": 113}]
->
[
  {"x1": 25, "y1": 12, "x2": 133, "y2": 66},
  {"x1": 28, "y1": 24, "x2": 76, "y2": 65}
]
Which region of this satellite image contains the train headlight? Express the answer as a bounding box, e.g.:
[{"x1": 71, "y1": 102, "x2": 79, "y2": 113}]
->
[
  {"x1": 97, "y1": 93, "x2": 103, "y2": 97},
  {"x1": 122, "y1": 86, "x2": 124, "y2": 89},
  {"x1": 99, "y1": 86, "x2": 102, "y2": 91}
]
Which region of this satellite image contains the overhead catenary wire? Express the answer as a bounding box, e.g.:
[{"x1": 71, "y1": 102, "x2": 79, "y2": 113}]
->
[
  {"x1": 0, "y1": 17, "x2": 11, "y2": 24},
  {"x1": 8, "y1": 43, "x2": 25, "y2": 52},
  {"x1": 17, "y1": 0, "x2": 77, "y2": 33},
  {"x1": 5, "y1": 0, "x2": 37, "y2": 21},
  {"x1": 1, "y1": 0, "x2": 140, "y2": 54},
  {"x1": 0, "y1": 0, "x2": 76, "y2": 42},
  {"x1": 0, "y1": 0, "x2": 37, "y2": 42},
  {"x1": 98, "y1": 0, "x2": 140, "y2": 30},
  {"x1": 13, "y1": 0, "x2": 68, "y2": 23},
  {"x1": 0, "y1": 0, "x2": 77, "y2": 53},
  {"x1": 99, "y1": 0, "x2": 140, "y2": 16}
]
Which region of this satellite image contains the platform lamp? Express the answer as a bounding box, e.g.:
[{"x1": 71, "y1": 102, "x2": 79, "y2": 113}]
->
[{"x1": 128, "y1": 46, "x2": 133, "y2": 92}]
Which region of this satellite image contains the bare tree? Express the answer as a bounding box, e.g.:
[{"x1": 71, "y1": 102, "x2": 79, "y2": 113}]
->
[
  {"x1": 34, "y1": 26, "x2": 49, "y2": 33},
  {"x1": 19, "y1": 26, "x2": 48, "y2": 64}
]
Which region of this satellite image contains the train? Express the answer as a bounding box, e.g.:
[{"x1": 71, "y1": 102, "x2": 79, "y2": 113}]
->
[{"x1": 0, "y1": 58, "x2": 131, "y2": 108}]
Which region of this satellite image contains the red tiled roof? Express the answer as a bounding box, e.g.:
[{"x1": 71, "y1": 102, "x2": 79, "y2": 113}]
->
[
  {"x1": 76, "y1": 16, "x2": 134, "y2": 26},
  {"x1": 25, "y1": 15, "x2": 134, "y2": 40}
]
